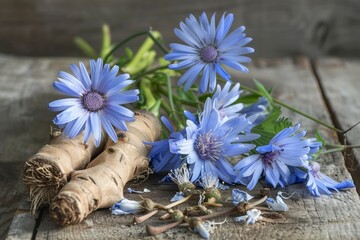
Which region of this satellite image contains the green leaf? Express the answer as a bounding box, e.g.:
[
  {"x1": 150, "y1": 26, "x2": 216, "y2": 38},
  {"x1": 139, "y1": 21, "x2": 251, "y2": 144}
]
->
[
  {"x1": 74, "y1": 37, "x2": 97, "y2": 58},
  {"x1": 238, "y1": 93, "x2": 261, "y2": 104},
  {"x1": 251, "y1": 106, "x2": 293, "y2": 147},
  {"x1": 100, "y1": 24, "x2": 112, "y2": 59},
  {"x1": 314, "y1": 130, "x2": 326, "y2": 146},
  {"x1": 254, "y1": 79, "x2": 274, "y2": 105}
]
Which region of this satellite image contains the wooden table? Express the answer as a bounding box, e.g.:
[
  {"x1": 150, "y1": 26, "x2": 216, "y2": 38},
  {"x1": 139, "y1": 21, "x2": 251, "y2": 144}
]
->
[{"x1": 2, "y1": 56, "x2": 360, "y2": 239}]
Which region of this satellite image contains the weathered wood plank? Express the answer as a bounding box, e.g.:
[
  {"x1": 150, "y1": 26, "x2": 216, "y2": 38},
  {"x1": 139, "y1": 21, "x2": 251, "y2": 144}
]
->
[
  {"x1": 0, "y1": 0, "x2": 360, "y2": 57},
  {"x1": 0, "y1": 57, "x2": 84, "y2": 239},
  {"x1": 5, "y1": 200, "x2": 36, "y2": 240},
  {"x1": 315, "y1": 58, "x2": 360, "y2": 183},
  {"x1": 3, "y1": 57, "x2": 355, "y2": 239}
]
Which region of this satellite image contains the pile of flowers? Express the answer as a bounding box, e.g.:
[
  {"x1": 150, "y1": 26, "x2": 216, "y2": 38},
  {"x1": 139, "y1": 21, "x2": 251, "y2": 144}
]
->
[{"x1": 49, "y1": 12, "x2": 355, "y2": 238}]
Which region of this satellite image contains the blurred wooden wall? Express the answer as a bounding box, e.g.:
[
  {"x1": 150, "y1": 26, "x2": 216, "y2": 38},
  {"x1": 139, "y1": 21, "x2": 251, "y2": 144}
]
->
[{"x1": 1, "y1": 0, "x2": 360, "y2": 58}]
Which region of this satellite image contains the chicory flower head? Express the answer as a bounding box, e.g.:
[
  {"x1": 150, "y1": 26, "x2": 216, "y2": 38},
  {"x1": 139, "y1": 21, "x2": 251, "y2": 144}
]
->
[
  {"x1": 212, "y1": 82, "x2": 244, "y2": 120},
  {"x1": 165, "y1": 12, "x2": 254, "y2": 93},
  {"x1": 49, "y1": 58, "x2": 139, "y2": 146},
  {"x1": 169, "y1": 98, "x2": 259, "y2": 183},
  {"x1": 234, "y1": 124, "x2": 314, "y2": 190}
]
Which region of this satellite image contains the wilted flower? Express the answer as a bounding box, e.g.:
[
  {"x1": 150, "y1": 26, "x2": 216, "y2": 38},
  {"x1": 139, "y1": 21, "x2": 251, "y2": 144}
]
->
[
  {"x1": 306, "y1": 161, "x2": 355, "y2": 196},
  {"x1": 169, "y1": 163, "x2": 196, "y2": 194},
  {"x1": 49, "y1": 58, "x2": 139, "y2": 146},
  {"x1": 232, "y1": 189, "x2": 254, "y2": 205},
  {"x1": 165, "y1": 12, "x2": 254, "y2": 93},
  {"x1": 265, "y1": 194, "x2": 289, "y2": 212},
  {"x1": 111, "y1": 198, "x2": 143, "y2": 215},
  {"x1": 234, "y1": 209, "x2": 262, "y2": 224},
  {"x1": 191, "y1": 218, "x2": 211, "y2": 239}
]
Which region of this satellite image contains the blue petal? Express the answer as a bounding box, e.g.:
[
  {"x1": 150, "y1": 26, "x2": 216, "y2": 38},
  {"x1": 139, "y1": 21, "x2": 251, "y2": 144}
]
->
[
  {"x1": 53, "y1": 81, "x2": 81, "y2": 97},
  {"x1": 79, "y1": 62, "x2": 92, "y2": 90},
  {"x1": 48, "y1": 98, "x2": 80, "y2": 112},
  {"x1": 106, "y1": 90, "x2": 139, "y2": 104},
  {"x1": 89, "y1": 113, "x2": 102, "y2": 147},
  {"x1": 99, "y1": 112, "x2": 118, "y2": 143},
  {"x1": 54, "y1": 105, "x2": 86, "y2": 125},
  {"x1": 67, "y1": 111, "x2": 89, "y2": 139},
  {"x1": 90, "y1": 58, "x2": 103, "y2": 90}
]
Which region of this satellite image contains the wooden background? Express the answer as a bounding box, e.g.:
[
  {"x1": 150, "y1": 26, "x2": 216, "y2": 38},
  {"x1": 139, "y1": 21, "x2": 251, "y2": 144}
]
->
[
  {"x1": 1, "y1": 0, "x2": 360, "y2": 57},
  {"x1": 1, "y1": 0, "x2": 360, "y2": 239}
]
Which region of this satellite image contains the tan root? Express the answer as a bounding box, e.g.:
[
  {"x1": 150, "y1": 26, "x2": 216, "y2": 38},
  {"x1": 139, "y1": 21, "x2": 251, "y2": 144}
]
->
[
  {"x1": 49, "y1": 111, "x2": 161, "y2": 226},
  {"x1": 23, "y1": 129, "x2": 107, "y2": 214}
]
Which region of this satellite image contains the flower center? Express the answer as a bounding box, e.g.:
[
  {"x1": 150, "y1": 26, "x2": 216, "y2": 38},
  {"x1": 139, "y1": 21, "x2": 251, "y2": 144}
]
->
[
  {"x1": 82, "y1": 91, "x2": 105, "y2": 112},
  {"x1": 194, "y1": 133, "x2": 222, "y2": 161},
  {"x1": 200, "y1": 46, "x2": 218, "y2": 63},
  {"x1": 261, "y1": 152, "x2": 278, "y2": 166},
  {"x1": 310, "y1": 162, "x2": 321, "y2": 177}
]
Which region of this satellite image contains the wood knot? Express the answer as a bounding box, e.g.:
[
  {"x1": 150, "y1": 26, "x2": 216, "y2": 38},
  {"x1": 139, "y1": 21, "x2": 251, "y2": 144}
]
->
[
  {"x1": 108, "y1": 147, "x2": 116, "y2": 153},
  {"x1": 117, "y1": 132, "x2": 128, "y2": 142}
]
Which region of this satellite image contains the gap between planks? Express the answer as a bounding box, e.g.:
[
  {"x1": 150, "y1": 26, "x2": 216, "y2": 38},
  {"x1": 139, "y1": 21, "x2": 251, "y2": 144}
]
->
[{"x1": 309, "y1": 59, "x2": 360, "y2": 194}]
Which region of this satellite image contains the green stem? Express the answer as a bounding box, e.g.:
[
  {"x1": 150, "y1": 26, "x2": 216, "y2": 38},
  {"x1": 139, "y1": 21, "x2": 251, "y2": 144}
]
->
[
  {"x1": 148, "y1": 31, "x2": 169, "y2": 54},
  {"x1": 165, "y1": 75, "x2": 176, "y2": 116},
  {"x1": 140, "y1": 79, "x2": 156, "y2": 110},
  {"x1": 133, "y1": 65, "x2": 168, "y2": 80},
  {"x1": 103, "y1": 31, "x2": 149, "y2": 63},
  {"x1": 124, "y1": 31, "x2": 161, "y2": 75},
  {"x1": 158, "y1": 87, "x2": 200, "y2": 106},
  {"x1": 240, "y1": 84, "x2": 342, "y2": 133},
  {"x1": 318, "y1": 147, "x2": 345, "y2": 155}
]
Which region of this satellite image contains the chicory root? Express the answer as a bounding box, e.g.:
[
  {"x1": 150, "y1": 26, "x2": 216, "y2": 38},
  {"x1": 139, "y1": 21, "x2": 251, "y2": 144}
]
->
[
  {"x1": 49, "y1": 111, "x2": 161, "y2": 225},
  {"x1": 22, "y1": 128, "x2": 107, "y2": 214}
]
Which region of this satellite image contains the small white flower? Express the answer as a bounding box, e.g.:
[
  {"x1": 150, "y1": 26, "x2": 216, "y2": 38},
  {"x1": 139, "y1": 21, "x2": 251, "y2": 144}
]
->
[
  {"x1": 199, "y1": 173, "x2": 219, "y2": 189},
  {"x1": 168, "y1": 163, "x2": 191, "y2": 185},
  {"x1": 111, "y1": 198, "x2": 143, "y2": 215}
]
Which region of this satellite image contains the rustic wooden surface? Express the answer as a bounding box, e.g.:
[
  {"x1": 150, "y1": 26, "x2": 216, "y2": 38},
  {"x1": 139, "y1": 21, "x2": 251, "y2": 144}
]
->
[
  {"x1": 2, "y1": 57, "x2": 360, "y2": 239},
  {"x1": 1, "y1": 0, "x2": 360, "y2": 58}
]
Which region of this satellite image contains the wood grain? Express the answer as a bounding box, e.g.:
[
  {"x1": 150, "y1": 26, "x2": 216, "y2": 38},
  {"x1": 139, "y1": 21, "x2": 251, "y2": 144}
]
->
[
  {"x1": 0, "y1": 0, "x2": 360, "y2": 57},
  {"x1": 4, "y1": 57, "x2": 359, "y2": 239},
  {"x1": 314, "y1": 58, "x2": 360, "y2": 186}
]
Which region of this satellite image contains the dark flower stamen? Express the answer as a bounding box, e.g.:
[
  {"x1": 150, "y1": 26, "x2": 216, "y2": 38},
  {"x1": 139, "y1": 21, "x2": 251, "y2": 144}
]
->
[
  {"x1": 200, "y1": 46, "x2": 218, "y2": 63},
  {"x1": 82, "y1": 91, "x2": 105, "y2": 112},
  {"x1": 195, "y1": 133, "x2": 222, "y2": 161},
  {"x1": 261, "y1": 152, "x2": 279, "y2": 166}
]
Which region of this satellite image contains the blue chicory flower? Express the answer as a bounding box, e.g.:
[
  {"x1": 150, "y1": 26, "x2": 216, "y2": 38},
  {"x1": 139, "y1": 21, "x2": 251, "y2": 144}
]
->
[
  {"x1": 234, "y1": 124, "x2": 315, "y2": 190},
  {"x1": 239, "y1": 96, "x2": 269, "y2": 126},
  {"x1": 306, "y1": 161, "x2": 355, "y2": 196},
  {"x1": 169, "y1": 98, "x2": 259, "y2": 183},
  {"x1": 148, "y1": 116, "x2": 184, "y2": 172},
  {"x1": 111, "y1": 198, "x2": 143, "y2": 215},
  {"x1": 48, "y1": 58, "x2": 139, "y2": 146},
  {"x1": 165, "y1": 12, "x2": 254, "y2": 93},
  {"x1": 212, "y1": 82, "x2": 243, "y2": 120}
]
